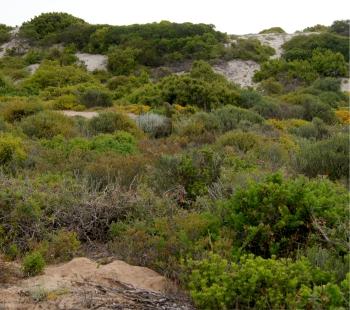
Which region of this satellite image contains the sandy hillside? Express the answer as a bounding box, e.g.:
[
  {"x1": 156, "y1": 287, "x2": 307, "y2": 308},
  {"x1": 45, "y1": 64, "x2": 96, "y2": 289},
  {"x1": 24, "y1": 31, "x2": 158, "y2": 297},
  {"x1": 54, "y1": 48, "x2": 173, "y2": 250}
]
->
[{"x1": 213, "y1": 32, "x2": 319, "y2": 88}]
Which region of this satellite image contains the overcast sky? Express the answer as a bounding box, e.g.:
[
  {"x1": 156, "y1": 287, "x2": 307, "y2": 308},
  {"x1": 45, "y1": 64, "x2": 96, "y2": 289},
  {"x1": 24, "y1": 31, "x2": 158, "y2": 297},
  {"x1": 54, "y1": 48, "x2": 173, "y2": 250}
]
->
[{"x1": 2, "y1": 0, "x2": 349, "y2": 34}]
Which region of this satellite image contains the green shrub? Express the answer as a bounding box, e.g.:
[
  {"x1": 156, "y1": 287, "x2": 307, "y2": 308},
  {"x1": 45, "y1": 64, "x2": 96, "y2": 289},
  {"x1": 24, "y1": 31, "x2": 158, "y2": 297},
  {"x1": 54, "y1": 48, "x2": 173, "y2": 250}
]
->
[
  {"x1": 258, "y1": 77, "x2": 284, "y2": 95},
  {"x1": 283, "y1": 93, "x2": 336, "y2": 123},
  {"x1": 88, "y1": 112, "x2": 139, "y2": 135},
  {"x1": 259, "y1": 27, "x2": 286, "y2": 34},
  {"x1": 227, "y1": 38, "x2": 275, "y2": 63},
  {"x1": 1, "y1": 98, "x2": 44, "y2": 122},
  {"x1": 22, "y1": 61, "x2": 93, "y2": 91},
  {"x1": 213, "y1": 105, "x2": 264, "y2": 132},
  {"x1": 330, "y1": 20, "x2": 350, "y2": 37},
  {"x1": 282, "y1": 33, "x2": 349, "y2": 62},
  {"x1": 20, "y1": 111, "x2": 76, "y2": 139},
  {"x1": 159, "y1": 74, "x2": 239, "y2": 110},
  {"x1": 254, "y1": 59, "x2": 319, "y2": 89},
  {"x1": 22, "y1": 251, "x2": 45, "y2": 276},
  {"x1": 20, "y1": 12, "x2": 86, "y2": 43},
  {"x1": 24, "y1": 49, "x2": 45, "y2": 65},
  {"x1": 288, "y1": 117, "x2": 330, "y2": 140},
  {"x1": 90, "y1": 131, "x2": 137, "y2": 155},
  {"x1": 78, "y1": 89, "x2": 113, "y2": 108},
  {"x1": 295, "y1": 133, "x2": 349, "y2": 181},
  {"x1": 217, "y1": 130, "x2": 260, "y2": 153},
  {"x1": 107, "y1": 47, "x2": 139, "y2": 75},
  {"x1": 186, "y1": 253, "x2": 344, "y2": 310},
  {"x1": 0, "y1": 24, "x2": 11, "y2": 44},
  {"x1": 310, "y1": 49, "x2": 348, "y2": 77},
  {"x1": 312, "y1": 77, "x2": 341, "y2": 92},
  {"x1": 221, "y1": 173, "x2": 348, "y2": 257},
  {"x1": 153, "y1": 147, "x2": 223, "y2": 200},
  {"x1": 42, "y1": 230, "x2": 80, "y2": 263},
  {"x1": 237, "y1": 89, "x2": 263, "y2": 108},
  {"x1": 52, "y1": 94, "x2": 83, "y2": 110},
  {"x1": 0, "y1": 134, "x2": 26, "y2": 165}
]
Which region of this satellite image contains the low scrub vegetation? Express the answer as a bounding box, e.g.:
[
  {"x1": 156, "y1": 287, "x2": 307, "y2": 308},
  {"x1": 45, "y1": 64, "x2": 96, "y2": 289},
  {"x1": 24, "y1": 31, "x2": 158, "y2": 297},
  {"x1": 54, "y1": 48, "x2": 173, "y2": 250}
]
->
[{"x1": 0, "y1": 13, "x2": 348, "y2": 309}]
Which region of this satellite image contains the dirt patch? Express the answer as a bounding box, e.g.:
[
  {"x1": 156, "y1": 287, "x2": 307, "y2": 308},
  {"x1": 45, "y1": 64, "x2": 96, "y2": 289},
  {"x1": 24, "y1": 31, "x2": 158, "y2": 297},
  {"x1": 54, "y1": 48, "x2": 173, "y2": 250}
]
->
[
  {"x1": 76, "y1": 53, "x2": 107, "y2": 72},
  {"x1": 0, "y1": 257, "x2": 192, "y2": 309},
  {"x1": 61, "y1": 110, "x2": 99, "y2": 119},
  {"x1": 340, "y1": 78, "x2": 350, "y2": 92},
  {"x1": 214, "y1": 59, "x2": 260, "y2": 88}
]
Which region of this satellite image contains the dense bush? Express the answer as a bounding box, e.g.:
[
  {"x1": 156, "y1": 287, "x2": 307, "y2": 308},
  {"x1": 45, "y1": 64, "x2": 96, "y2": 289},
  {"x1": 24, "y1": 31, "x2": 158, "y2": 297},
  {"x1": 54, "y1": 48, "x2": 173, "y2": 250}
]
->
[
  {"x1": 0, "y1": 24, "x2": 11, "y2": 44},
  {"x1": 0, "y1": 134, "x2": 26, "y2": 165},
  {"x1": 0, "y1": 98, "x2": 44, "y2": 122},
  {"x1": 39, "y1": 230, "x2": 80, "y2": 263},
  {"x1": 227, "y1": 38, "x2": 275, "y2": 62},
  {"x1": 295, "y1": 133, "x2": 349, "y2": 181},
  {"x1": 186, "y1": 253, "x2": 348, "y2": 310},
  {"x1": 310, "y1": 49, "x2": 348, "y2": 77},
  {"x1": 20, "y1": 12, "x2": 86, "y2": 43},
  {"x1": 78, "y1": 89, "x2": 113, "y2": 108},
  {"x1": 254, "y1": 58, "x2": 319, "y2": 89},
  {"x1": 330, "y1": 20, "x2": 350, "y2": 37},
  {"x1": 90, "y1": 131, "x2": 137, "y2": 155},
  {"x1": 221, "y1": 173, "x2": 349, "y2": 257},
  {"x1": 107, "y1": 47, "x2": 139, "y2": 75},
  {"x1": 20, "y1": 111, "x2": 76, "y2": 139},
  {"x1": 22, "y1": 251, "x2": 45, "y2": 276},
  {"x1": 282, "y1": 33, "x2": 349, "y2": 62},
  {"x1": 88, "y1": 112, "x2": 140, "y2": 135},
  {"x1": 22, "y1": 61, "x2": 93, "y2": 91}
]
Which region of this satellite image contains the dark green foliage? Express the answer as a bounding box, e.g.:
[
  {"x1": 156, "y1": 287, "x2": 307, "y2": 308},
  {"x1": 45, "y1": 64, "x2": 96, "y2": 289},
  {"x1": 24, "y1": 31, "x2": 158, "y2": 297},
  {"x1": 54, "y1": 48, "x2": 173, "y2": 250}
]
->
[
  {"x1": 296, "y1": 134, "x2": 349, "y2": 181},
  {"x1": 312, "y1": 77, "x2": 341, "y2": 92},
  {"x1": 213, "y1": 105, "x2": 264, "y2": 131},
  {"x1": 282, "y1": 33, "x2": 349, "y2": 62},
  {"x1": 0, "y1": 24, "x2": 12, "y2": 44},
  {"x1": 330, "y1": 20, "x2": 350, "y2": 37},
  {"x1": 107, "y1": 47, "x2": 139, "y2": 75},
  {"x1": 19, "y1": 12, "x2": 86, "y2": 43},
  {"x1": 283, "y1": 93, "x2": 336, "y2": 123},
  {"x1": 78, "y1": 89, "x2": 113, "y2": 108}
]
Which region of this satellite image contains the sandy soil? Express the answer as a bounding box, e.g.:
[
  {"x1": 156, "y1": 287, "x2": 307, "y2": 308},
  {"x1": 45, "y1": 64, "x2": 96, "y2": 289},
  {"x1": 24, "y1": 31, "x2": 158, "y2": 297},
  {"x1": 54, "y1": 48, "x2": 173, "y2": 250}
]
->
[
  {"x1": 214, "y1": 60, "x2": 260, "y2": 88},
  {"x1": 76, "y1": 53, "x2": 107, "y2": 72},
  {"x1": 0, "y1": 257, "x2": 192, "y2": 310},
  {"x1": 61, "y1": 110, "x2": 99, "y2": 119},
  {"x1": 26, "y1": 64, "x2": 40, "y2": 75},
  {"x1": 340, "y1": 78, "x2": 350, "y2": 92}
]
